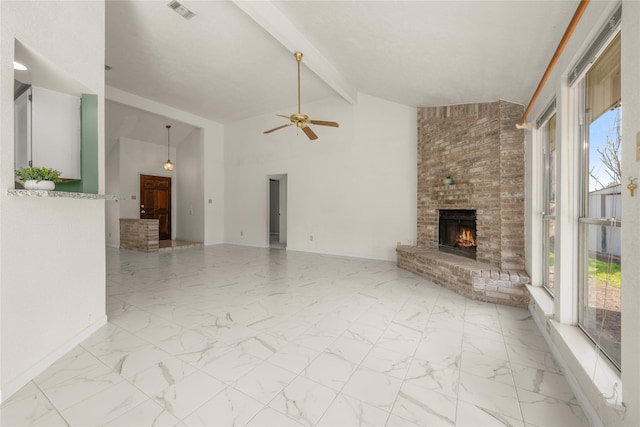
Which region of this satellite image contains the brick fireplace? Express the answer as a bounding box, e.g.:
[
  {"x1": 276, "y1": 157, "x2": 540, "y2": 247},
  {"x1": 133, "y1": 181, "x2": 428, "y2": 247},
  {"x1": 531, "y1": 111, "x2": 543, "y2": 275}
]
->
[{"x1": 397, "y1": 101, "x2": 530, "y2": 307}]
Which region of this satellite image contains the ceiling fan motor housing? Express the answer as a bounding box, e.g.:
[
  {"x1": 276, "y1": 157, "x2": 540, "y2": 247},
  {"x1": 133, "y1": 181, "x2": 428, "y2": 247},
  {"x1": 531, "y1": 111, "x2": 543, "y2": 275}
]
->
[{"x1": 291, "y1": 113, "x2": 309, "y2": 127}]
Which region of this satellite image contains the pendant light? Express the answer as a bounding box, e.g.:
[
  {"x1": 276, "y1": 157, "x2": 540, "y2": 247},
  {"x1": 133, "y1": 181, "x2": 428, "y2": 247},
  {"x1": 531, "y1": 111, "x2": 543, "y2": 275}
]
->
[{"x1": 163, "y1": 124, "x2": 174, "y2": 171}]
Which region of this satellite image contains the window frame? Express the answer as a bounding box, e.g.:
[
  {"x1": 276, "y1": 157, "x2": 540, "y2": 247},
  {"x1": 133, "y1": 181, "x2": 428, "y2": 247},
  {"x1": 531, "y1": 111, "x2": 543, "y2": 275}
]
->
[
  {"x1": 572, "y1": 29, "x2": 622, "y2": 371},
  {"x1": 538, "y1": 103, "x2": 557, "y2": 296}
]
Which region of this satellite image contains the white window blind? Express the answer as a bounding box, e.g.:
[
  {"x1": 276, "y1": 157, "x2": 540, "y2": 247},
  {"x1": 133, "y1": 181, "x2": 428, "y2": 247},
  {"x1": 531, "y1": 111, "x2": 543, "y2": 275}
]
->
[
  {"x1": 586, "y1": 33, "x2": 621, "y2": 124},
  {"x1": 568, "y1": 4, "x2": 621, "y2": 86}
]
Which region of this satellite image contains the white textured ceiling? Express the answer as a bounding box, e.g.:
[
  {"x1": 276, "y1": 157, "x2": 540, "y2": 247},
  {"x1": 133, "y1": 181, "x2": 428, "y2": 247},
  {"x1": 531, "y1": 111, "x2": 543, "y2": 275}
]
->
[
  {"x1": 105, "y1": 0, "x2": 580, "y2": 124},
  {"x1": 105, "y1": 100, "x2": 198, "y2": 153}
]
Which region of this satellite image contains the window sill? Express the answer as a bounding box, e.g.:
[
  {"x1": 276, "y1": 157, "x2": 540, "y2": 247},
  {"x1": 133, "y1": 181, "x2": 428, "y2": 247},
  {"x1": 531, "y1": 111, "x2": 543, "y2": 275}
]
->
[
  {"x1": 550, "y1": 321, "x2": 625, "y2": 411},
  {"x1": 7, "y1": 189, "x2": 117, "y2": 200},
  {"x1": 527, "y1": 285, "x2": 626, "y2": 425},
  {"x1": 526, "y1": 284, "x2": 554, "y2": 317}
]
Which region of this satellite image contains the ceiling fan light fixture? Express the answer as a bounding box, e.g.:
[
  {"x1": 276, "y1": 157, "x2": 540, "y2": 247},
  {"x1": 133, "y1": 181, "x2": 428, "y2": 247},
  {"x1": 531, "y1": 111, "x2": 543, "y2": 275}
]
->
[
  {"x1": 263, "y1": 52, "x2": 339, "y2": 141},
  {"x1": 163, "y1": 124, "x2": 174, "y2": 171}
]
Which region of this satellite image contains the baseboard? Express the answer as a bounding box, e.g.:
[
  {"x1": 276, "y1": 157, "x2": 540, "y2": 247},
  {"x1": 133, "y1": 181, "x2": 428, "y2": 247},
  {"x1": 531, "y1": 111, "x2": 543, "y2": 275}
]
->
[
  {"x1": 286, "y1": 245, "x2": 395, "y2": 262},
  {"x1": 0, "y1": 315, "x2": 107, "y2": 403}
]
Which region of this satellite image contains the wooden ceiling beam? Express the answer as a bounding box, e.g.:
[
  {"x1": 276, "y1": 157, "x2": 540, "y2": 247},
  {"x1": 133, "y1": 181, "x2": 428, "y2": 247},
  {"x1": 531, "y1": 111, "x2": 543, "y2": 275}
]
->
[{"x1": 233, "y1": 0, "x2": 357, "y2": 105}]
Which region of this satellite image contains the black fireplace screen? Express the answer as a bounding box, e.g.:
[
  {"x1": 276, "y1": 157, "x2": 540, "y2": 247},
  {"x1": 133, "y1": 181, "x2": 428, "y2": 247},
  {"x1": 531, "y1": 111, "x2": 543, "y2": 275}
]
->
[{"x1": 439, "y1": 209, "x2": 477, "y2": 259}]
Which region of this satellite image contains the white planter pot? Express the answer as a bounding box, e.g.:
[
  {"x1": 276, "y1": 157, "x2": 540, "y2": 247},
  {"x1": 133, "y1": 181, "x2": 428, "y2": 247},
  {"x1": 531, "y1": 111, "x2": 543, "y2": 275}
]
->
[{"x1": 24, "y1": 180, "x2": 55, "y2": 190}]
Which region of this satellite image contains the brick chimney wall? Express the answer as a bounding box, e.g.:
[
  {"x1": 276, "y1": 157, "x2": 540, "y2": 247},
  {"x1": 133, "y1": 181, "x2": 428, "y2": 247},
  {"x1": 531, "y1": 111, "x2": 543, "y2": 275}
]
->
[{"x1": 417, "y1": 101, "x2": 525, "y2": 271}]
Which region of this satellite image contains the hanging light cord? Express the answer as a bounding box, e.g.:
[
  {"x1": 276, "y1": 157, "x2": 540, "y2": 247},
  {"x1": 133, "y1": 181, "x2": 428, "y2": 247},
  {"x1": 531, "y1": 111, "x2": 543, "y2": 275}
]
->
[{"x1": 166, "y1": 125, "x2": 171, "y2": 159}]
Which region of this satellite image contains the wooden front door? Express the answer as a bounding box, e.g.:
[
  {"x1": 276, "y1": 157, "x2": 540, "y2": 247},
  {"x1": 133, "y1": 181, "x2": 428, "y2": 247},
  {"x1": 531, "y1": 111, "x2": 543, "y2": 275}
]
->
[{"x1": 140, "y1": 174, "x2": 171, "y2": 240}]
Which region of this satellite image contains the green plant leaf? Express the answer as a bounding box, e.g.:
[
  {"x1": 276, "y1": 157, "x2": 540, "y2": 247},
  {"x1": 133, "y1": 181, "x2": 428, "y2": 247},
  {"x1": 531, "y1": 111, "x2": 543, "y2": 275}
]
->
[{"x1": 15, "y1": 167, "x2": 62, "y2": 183}]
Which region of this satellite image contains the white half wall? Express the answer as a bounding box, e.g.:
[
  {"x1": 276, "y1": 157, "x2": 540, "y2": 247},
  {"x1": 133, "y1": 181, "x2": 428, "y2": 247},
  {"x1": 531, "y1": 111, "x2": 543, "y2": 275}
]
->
[
  {"x1": 0, "y1": 0, "x2": 106, "y2": 401},
  {"x1": 225, "y1": 93, "x2": 417, "y2": 261},
  {"x1": 1, "y1": 199, "x2": 107, "y2": 400}
]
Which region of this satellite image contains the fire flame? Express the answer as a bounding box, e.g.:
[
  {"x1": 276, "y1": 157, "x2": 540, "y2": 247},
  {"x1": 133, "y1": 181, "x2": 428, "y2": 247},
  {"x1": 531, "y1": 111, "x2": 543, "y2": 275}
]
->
[{"x1": 457, "y1": 228, "x2": 477, "y2": 248}]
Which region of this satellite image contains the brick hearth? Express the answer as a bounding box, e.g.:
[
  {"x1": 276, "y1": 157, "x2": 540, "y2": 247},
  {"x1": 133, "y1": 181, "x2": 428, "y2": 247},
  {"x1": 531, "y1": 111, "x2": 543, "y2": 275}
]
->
[
  {"x1": 398, "y1": 101, "x2": 530, "y2": 307},
  {"x1": 397, "y1": 246, "x2": 529, "y2": 307}
]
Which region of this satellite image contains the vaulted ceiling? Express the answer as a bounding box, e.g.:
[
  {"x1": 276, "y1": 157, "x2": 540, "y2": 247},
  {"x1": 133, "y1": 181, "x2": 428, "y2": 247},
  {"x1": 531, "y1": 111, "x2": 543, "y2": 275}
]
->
[{"x1": 105, "y1": 0, "x2": 580, "y2": 125}]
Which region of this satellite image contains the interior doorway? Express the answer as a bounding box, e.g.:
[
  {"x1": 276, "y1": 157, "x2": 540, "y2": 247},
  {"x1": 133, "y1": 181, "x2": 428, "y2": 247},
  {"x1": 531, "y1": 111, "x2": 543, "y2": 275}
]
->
[
  {"x1": 140, "y1": 174, "x2": 171, "y2": 240},
  {"x1": 268, "y1": 174, "x2": 287, "y2": 249}
]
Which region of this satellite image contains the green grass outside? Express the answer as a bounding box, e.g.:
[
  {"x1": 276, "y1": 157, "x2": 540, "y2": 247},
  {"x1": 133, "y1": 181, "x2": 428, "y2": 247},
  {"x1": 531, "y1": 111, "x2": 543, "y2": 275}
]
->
[
  {"x1": 548, "y1": 252, "x2": 620, "y2": 288},
  {"x1": 588, "y1": 257, "x2": 621, "y2": 288}
]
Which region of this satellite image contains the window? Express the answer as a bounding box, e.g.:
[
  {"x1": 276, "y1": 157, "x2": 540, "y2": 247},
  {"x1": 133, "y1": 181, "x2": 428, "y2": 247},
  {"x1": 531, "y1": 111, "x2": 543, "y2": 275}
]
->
[
  {"x1": 539, "y1": 109, "x2": 557, "y2": 295},
  {"x1": 575, "y1": 33, "x2": 622, "y2": 369}
]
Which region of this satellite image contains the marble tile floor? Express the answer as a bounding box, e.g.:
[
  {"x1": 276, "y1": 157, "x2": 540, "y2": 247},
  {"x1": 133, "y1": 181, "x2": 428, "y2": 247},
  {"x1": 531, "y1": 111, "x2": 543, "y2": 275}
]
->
[{"x1": 1, "y1": 245, "x2": 590, "y2": 427}]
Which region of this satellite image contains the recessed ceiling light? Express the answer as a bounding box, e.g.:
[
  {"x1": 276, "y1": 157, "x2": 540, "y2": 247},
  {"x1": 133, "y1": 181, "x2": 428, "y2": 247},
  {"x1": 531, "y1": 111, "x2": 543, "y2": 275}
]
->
[{"x1": 13, "y1": 61, "x2": 28, "y2": 71}]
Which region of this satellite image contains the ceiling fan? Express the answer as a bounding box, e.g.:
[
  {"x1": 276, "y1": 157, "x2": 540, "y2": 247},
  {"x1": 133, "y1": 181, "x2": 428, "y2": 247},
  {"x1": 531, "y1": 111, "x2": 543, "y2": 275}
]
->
[{"x1": 264, "y1": 52, "x2": 339, "y2": 140}]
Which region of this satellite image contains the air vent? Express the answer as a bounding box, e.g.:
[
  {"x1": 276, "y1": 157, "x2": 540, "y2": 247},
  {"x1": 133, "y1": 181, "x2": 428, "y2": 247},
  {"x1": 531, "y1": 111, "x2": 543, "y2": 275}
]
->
[{"x1": 167, "y1": 1, "x2": 196, "y2": 20}]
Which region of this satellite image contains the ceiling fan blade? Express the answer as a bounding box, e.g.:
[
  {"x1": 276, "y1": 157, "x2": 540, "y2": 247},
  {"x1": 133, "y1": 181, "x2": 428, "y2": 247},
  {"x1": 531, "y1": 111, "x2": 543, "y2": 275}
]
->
[
  {"x1": 309, "y1": 120, "x2": 339, "y2": 128},
  {"x1": 276, "y1": 114, "x2": 291, "y2": 119},
  {"x1": 302, "y1": 125, "x2": 318, "y2": 140},
  {"x1": 264, "y1": 123, "x2": 292, "y2": 134}
]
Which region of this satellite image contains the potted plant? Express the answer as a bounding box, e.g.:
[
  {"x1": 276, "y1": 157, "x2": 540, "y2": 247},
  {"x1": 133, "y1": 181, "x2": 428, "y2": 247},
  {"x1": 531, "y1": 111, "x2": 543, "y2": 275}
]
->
[
  {"x1": 443, "y1": 175, "x2": 454, "y2": 185},
  {"x1": 15, "y1": 167, "x2": 62, "y2": 190}
]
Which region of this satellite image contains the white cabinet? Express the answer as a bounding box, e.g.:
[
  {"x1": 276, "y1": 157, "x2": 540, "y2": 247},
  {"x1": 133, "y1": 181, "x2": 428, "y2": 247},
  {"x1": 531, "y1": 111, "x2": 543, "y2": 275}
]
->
[{"x1": 14, "y1": 86, "x2": 81, "y2": 180}]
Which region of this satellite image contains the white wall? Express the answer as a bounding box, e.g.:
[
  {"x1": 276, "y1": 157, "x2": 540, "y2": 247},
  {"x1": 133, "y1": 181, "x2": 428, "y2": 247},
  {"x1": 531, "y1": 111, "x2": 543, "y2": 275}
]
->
[
  {"x1": 106, "y1": 87, "x2": 225, "y2": 245},
  {"x1": 225, "y1": 93, "x2": 417, "y2": 261},
  {"x1": 0, "y1": 0, "x2": 106, "y2": 401},
  {"x1": 105, "y1": 143, "x2": 120, "y2": 247},
  {"x1": 177, "y1": 128, "x2": 204, "y2": 242},
  {"x1": 524, "y1": 1, "x2": 640, "y2": 426},
  {"x1": 620, "y1": 2, "x2": 640, "y2": 425}
]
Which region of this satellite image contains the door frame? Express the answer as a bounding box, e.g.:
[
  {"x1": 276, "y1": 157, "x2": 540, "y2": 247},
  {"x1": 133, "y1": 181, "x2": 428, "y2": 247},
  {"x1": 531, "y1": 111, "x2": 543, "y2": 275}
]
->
[
  {"x1": 140, "y1": 173, "x2": 173, "y2": 241},
  {"x1": 267, "y1": 174, "x2": 287, "y2": 246}
]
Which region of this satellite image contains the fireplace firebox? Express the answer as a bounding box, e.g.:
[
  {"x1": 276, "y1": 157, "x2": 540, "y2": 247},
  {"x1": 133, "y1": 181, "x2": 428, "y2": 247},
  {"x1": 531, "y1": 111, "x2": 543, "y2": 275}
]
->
[{"x1": 439, "y1": 209, "x2": 477, "y2": 259}]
